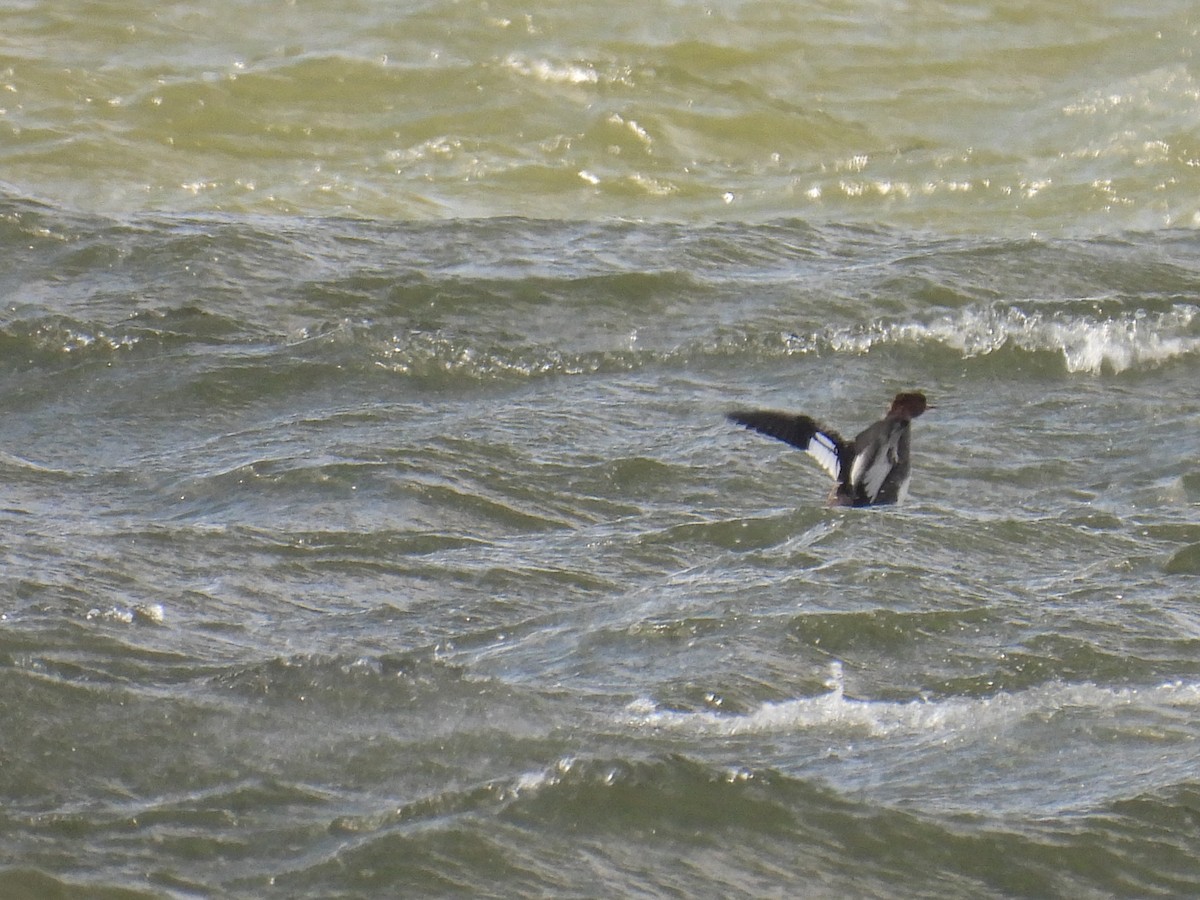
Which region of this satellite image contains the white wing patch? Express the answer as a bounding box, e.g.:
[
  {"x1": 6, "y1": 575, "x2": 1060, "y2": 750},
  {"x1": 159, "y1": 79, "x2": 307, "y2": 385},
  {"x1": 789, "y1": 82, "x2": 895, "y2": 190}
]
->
[{"x1": 805, "y1": 431, "x2": 842, "y2": 481}]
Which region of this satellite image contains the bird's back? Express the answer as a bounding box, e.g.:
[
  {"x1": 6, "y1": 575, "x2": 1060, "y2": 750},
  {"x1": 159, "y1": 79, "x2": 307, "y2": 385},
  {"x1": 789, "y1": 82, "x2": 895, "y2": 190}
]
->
[{"x1": 842, "y1": 418, "x2": 910, "y2": 505}]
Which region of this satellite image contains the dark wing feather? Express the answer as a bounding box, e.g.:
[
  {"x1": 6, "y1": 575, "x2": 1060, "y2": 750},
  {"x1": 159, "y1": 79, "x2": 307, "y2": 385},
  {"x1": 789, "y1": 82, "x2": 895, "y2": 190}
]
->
[
  {"x1": 727, "y1": 410, "x2": 820, "y2": 449},
  {"x1": 726, "y1": 410, "x2": 849, "y2": 481}
]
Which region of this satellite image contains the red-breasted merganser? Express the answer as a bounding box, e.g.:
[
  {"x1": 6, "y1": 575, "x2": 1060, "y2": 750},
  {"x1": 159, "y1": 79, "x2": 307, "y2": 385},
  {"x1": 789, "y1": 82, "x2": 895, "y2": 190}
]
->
[{"x1": 727, "y1": 392, "x2": 931, "y2": 507}]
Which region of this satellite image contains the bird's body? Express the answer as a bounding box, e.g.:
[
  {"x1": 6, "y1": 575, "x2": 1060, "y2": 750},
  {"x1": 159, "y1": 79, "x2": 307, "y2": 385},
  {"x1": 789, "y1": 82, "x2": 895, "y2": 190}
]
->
[{"x1": 727, "y1": 392, "x2": 930, "y2": 507}]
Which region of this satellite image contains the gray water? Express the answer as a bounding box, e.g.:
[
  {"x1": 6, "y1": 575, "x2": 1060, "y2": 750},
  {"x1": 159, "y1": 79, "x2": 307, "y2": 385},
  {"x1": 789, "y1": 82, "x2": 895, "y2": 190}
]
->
[
  {"x1": 4, "y1": 0, "x2": 1200, "y2": 896},
  {"x1": 3, "y1": 207, "x2": 1199, "y2": 897}
]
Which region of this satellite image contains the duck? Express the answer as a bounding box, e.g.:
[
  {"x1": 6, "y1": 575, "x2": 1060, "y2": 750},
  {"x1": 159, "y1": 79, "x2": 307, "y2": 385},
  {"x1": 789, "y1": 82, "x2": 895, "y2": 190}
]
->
[{"x1": 727, "y1": 392, "x2": 931, "y2": 507}]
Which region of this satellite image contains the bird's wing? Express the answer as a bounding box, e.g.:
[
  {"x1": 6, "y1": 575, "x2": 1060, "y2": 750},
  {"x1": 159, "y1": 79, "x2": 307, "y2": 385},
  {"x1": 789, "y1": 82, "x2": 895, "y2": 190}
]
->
[
  {"x1": 848, "y1": 420, "x2": 902, "y2": 502},
  {"x1": 727, "y1": 410, "x2": 849, "y2": 481}
]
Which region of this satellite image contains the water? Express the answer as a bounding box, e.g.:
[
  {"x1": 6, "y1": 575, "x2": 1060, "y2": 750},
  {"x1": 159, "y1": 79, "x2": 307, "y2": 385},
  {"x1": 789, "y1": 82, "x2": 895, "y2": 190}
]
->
[
  {"x1": 4, "y1": 0, "x2": 1200, "y2": 228},
  {"x1": 3, "y1": 2, "x2": 1200, "y2": 897}
]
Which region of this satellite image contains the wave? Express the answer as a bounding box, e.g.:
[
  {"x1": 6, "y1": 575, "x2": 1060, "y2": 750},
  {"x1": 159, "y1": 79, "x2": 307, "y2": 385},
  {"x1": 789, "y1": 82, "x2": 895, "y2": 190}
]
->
[
  {"x1": 8, "y1": 301, "x2": 1193, "y2": 387},
  {"x1": 5, "y1": 204, "x2": 1199, "y2": 383},
  {"x1": 309, "y1": 748, "x2": 1200, "y2": 898},
  {"x1": 377, "y1": 300, "x2": 1200, "y2": 379},
  {"x1": 802, "y1": 301, "x2": 1200, "y2": 375},
  {"x1": 626, "y1": 661, "x2": 1200, "y2": 738},
  {"x1": 0, "y1": 869, "x2": 160, "y2": 900}
]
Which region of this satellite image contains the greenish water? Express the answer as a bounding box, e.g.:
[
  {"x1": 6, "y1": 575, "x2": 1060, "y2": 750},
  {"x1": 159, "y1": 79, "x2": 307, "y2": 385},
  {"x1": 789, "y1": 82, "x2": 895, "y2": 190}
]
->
[
  {"x1": 4, "y1": 0, "x2": 1200, "y2": 229},
  {"x1": 3, "y1": 2, "x2": 1200, "y2": 897}
]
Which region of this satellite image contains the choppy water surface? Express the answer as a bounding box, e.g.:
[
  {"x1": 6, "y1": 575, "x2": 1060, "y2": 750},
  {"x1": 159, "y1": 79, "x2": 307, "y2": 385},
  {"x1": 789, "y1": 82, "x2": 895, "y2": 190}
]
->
[
  {"x1": 3, "y1": 1, "x2": 1200, "y2": 897},
  {"x1": 3, "y1": 0, "x2": 1200, "y2": 229}
]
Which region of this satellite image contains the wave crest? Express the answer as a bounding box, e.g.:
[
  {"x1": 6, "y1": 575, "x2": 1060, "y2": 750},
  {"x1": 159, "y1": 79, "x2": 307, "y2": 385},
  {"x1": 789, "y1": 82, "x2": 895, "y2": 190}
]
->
[
  {"x1": 627, "y1": 663, "x2": 1200, "y2": 739},
  {"x1": 807, "y1": 302, "x2": 1200, "y2": 374}
]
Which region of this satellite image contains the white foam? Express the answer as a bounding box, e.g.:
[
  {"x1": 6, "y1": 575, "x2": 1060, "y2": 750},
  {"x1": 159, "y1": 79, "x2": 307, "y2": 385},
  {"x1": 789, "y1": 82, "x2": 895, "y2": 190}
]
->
[
  {"x1": 135, "y1": 603, "x2": 165, "y2": 624},
  {"x1": 822, "y1": 302, "x2": 1200, "y2": 374},
  {"x1": 504, "y1": 54, "x2": 600, "y2": 85},
  {"x1": 498, "y1": 756, "x2": 577, "y2": 800},
  {"x1": 626, "y1": 663, "x2": 1200, "y2": 739},
  {"x1": 84, "y1": 603, "x2": 165, "y2": 625}
]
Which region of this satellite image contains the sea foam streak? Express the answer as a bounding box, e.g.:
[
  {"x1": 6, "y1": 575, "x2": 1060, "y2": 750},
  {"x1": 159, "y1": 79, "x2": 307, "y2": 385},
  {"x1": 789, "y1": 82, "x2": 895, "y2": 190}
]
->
[{"x1": 627, "y1": 663, "x2": 1200, "y2": 738}]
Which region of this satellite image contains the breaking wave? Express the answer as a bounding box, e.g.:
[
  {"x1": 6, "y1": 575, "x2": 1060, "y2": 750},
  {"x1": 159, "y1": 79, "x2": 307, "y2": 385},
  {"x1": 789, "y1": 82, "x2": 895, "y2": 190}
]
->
[
  {"x1": 800, "y1": 301, "x2": 1200, "y2": 374},
  {"x1": 627, "y1": 662, "x2": 1200, "y2": 738}
]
